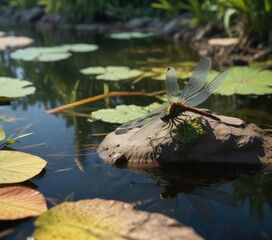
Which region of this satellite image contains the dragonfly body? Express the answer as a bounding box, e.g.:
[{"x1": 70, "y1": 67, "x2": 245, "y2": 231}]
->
[
  {"x1": 115, "y1": 57, "x2": 228, "y2": 139},
  {"x1": 160, "y1": 102, "x2": 220, "y2": 124}
]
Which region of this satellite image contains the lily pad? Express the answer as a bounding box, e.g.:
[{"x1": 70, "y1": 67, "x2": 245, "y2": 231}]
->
[
  {"x1": 0, "y1": 77, "x2": 36, "y2": 100},
  {"x1": 92, "y1": 103, "x2": 163, "y2": 124},
  {"x1": 61, "y1": 43, "x2": 99, "y2": 52},
  {"x1": 0, "y1": 36, "x2": 34, "y2": 51},
  {"x1": 0, "y1": 185, "x2": 47, "y2": 220},
  {"x1": 11, "y1": 47, "x2": 71, "y2": 62},
  {"x1": 110, "y1": 31, "x2": 154, "y2": 40},
  {"x1": 80, "y1": 66, "x2": 142, "y2": 81},
  {"x1": 148, "y1": 62, "x2": 196, "y2": 81},
  {"x1": 33, "y1": 199, "x2": 201, "y2": 240},
  {"x1": 216, "y1": 67, "x2": 272, "y2": 95},
  {"x1": 10, "y1": 43, "x2": 98, "y2": 62},
  {"x1": 0, "y1": 150, "x2": 47, "y2": 184}
]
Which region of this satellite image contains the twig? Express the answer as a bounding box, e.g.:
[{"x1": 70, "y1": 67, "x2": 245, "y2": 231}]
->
[{"x1": 46, "y1": 90, "x2": 164, "y2": 114}]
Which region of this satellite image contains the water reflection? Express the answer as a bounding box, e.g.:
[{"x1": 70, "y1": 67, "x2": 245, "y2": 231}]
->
[{"x1": 116, "y1": 163, "x2": 263, "y2": 218}]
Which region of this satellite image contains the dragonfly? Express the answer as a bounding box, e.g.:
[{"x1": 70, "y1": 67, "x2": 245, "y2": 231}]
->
[{"x1": 115, "y1": 57, "x2": 228, "y2": 139}]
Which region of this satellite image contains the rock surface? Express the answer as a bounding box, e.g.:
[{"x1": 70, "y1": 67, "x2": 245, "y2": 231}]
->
[{"x1": 98, "y1": 111, "x2": 272, "y2": 171}]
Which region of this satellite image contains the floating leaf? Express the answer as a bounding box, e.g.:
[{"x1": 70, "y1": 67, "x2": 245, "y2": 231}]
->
[
  {"x1": 148, "y1": 62, "x2": 195, "y2": 81},
  {"x1": 249, "y1": 60, "x2": 272, "y2": 69},
  {"x1": 0, "y1": 150, "x2": 47, "y2": 184},
  {"x1": 0, "y1": 185, "x2": 47, "y2": 220},
  {"x1": 0, "y1": 126, "x2": 5, "y2": 141},
  {"x1": 10, "y1": 43, "x2": 98, "y2": 62},
  {"x1": 33, "y1": 199, "x2": 201, "y2": 240},
  {"x1": 216, "y1": 67, "x2": 272, "y2": 95},
  {"x1": 0, "y1": 36, "x2": 34, "y2": 50},
  {"x1": 80, "y1": 66, "x2": 142, "y2": 81},
  {"x1": 11, "y1": 47, "x2": 71, "y2": 62},
  {"x1": 92, "y1": 103, "x2": 163, "y2": 124},
  {"x1": 0, "y1": 77, "x2": 36, "y2": 100},
  {"x1": 110, "y1": 32, "x2": 154, "y2": 39},
  {"x1": 37, "y1": 52, "x2": 72, "y2": 62},
  {"x1": 61, "y1": 43, "x2": 99, "y2": 52}
]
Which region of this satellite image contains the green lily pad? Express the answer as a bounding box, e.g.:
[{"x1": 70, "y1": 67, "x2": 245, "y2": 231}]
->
[
  {"x1": 0, "y1": 77, "x2": 36, "y2": 100},
  {"x1": 10, "y1": 44, "x2": 98, "y2": 62},
  {"x1": 61, "y1": 43, "x2": 99, "y2": 52},
  {"x1": 11, "y1": 47, "x2": 71, "y2": 62},
  {"x1": 0, "y1": 150, "x2": 47, "y2": 184},
  {"x1": 92, "y1": 102, "x2": 163, "y2": 124},
  {"x1": 147, "y1": 62, "x2": 196, "y2": 81},
  {"x1": 110, "y1": 32, "x2": 154, "y2": 40},
  {"x1": 80, "y1": 66, "x2": 142, "y2": 81},
  {"x1": 33, "y1": 199, "x2": 199, "y2": 240},
  {"x1": 0, "y1": 185, "x2": 47, "y2": 220},
  {"x1": 249, "y1": 60, "x2": 272, "y2": 69},
  {"x1": 216, "y1": 67, "x2": 272, "y2": 95}
]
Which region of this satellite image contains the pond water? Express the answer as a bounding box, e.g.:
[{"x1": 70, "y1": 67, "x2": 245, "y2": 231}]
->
[{"x1": 1, "y1": 20, "x2": 272, "y2": 240}]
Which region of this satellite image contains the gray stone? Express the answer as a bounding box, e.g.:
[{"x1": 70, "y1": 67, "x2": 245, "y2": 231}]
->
[
  {"x1": 40, "y1": 13, "x2": 62, "y2": 24},
  {"x1": 162, "y1": 14, "x2": 192, "y2": 36},
  {"x1": 126, "y1": 17, "x2": 152, "y2": 29},
  {"x1": 20, "y1": 7, "x2": 44, "y2": 23},
  {"x1": 98, "y1": 111, "x2": 272, "y2": 171}
]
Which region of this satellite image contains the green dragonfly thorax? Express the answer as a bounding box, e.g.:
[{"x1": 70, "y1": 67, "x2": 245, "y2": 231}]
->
[{"x1": 160, "y1": 104, "x2": 186, "y2": 123}]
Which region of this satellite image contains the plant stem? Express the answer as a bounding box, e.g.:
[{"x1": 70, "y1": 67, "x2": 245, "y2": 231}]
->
[{"x1": 46, "y1": 90, "x2": 164, "y2": 114}]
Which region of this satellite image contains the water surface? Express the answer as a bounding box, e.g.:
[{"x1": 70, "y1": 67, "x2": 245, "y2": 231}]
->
[{"x1": 1, "y1": 20, "x2": 272, "y2": 240}]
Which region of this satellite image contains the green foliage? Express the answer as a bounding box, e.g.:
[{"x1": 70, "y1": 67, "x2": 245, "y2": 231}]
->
[
  {"x1": 91, "y1": 103, "x2": 163, "y2": 124},
  {"x1": 152, "y1": 0, "x2": 272, "y2": 42},
  {"x1": 10, "y1": 0, "x2": 37, "y2": 10},
  {"x1": 175, "y1": 119, "x2": 206, "y2": 144},
  {"x1": 37, "y1": 0, "x2": 164, "y2": 22}
]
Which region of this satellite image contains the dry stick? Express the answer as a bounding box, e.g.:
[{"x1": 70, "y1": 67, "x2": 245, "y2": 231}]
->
[{"x1": 46, "y1": 90, "x2": 165, "y2": 114}]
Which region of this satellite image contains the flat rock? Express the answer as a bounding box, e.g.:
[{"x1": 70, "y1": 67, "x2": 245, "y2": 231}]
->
[{"x1": 98, "y1": 111, "x2": 272, "y2": 171}]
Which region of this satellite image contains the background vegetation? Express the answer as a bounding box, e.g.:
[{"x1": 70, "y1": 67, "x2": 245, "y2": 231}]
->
[{"x1": 0, "y1": 0, "x2": 271, "y2": 44}]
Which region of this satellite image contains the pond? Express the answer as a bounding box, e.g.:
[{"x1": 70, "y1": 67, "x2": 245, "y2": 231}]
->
[{"x1": 1, "y1": 20, "x2": 272, "y2": 240}]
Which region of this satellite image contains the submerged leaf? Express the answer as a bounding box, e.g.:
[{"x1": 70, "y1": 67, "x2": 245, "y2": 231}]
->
[
  {"x1": 0, "y1": 150, "x2": 47, "y2": 184},
  {"x1": 110, "y1": 32, "x2": 154, "y2": 39},
  {"x1": 216, "y1": 67, "x2": 272, "y2": 95},
  {"x1": 0, "y1": 77, "x2": 36, "y2": 100},
  {"x1": 33, "y1": 199, "x2": 201, "y2": 240},
  {"x1": 0, "y1": 126, "x2": 5, "y2": 141},
  {"x1": 80, "y1": 66, "x2": 141, "y2": 81},
  {"x1": 0, "y1": 185, "x2": 47, "y2": 220},
  {"x1": 92, "y1": 103, "x2": 163, "y2": 124}
]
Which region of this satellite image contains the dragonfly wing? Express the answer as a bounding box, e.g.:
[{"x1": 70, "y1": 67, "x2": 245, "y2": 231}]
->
[
  {"x1": 129, "y1": 117, "x2": 163, "y2": 141},
  {"x1": 166, "y1": 67, "x2": 180, "y2": 103},
  {"x1": 115, "y1": 105, "x2": 167, "y2": 135},
  {"x1": 184, "y1": 70, "x2": 228, "y2": 107},
  {"x1": 179, "y1": 57, "x2": 211, "y2": 102}
]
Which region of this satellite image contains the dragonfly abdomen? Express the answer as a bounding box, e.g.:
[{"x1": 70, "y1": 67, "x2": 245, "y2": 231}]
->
[{"x1": 160, "y1": 102, "x2": 220, "y2": 123}]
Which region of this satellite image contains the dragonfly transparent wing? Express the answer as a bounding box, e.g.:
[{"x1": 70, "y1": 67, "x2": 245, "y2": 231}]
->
[
  {"x1": 128, "y1": 117, "x2": 163, "y2": 140},
  {"x1": 183, "y1": 70, "x2": 228, "y2": 107},
  {"x1": 115, "y1": 105, "x2": 167, "y2": 135},
  {"x1": 179, "y1": 57, "x2": 211, "y2": 103},
  {"x1": 166, "y1": 67, "x2": 180, "y2": 103}
]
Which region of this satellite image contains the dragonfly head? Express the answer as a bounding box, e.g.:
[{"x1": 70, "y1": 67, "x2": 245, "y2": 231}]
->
[{"x1": 160, "y1": 108, "x2": 171, "y2": 123}]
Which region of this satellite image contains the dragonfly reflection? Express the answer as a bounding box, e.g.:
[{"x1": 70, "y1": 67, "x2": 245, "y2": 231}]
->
[{"x1": 115, "y1": 57, "x2": 228, "y2": 139}]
